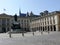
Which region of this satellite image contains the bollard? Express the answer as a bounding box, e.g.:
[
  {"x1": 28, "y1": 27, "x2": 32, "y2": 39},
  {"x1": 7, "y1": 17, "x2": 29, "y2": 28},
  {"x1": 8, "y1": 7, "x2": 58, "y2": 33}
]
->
[
  {"x1": 9, "y1": 31, "x2": 11, "y2": 38},
  {"x1": 48, "y1": 31, "x2": 50, "y2": 34},
  {"x1": 39, "y1": 30, "x2": 40, "y2": 32},
  {"x1": 41, "y1": 31, "x2": 43, "y2": 34},
  {"x1": 32, "y1": 32, "x2": 34, "y2": 36},
  {"x1": 22, "y1": 32, "x2": 24, "y2": 37}
]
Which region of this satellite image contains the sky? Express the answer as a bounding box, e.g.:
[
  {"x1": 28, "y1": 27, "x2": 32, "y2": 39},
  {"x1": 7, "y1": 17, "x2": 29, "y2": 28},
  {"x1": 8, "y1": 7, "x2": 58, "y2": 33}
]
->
[{"x1": 0, "y1": 0, "x2": 60, "y2": 15}]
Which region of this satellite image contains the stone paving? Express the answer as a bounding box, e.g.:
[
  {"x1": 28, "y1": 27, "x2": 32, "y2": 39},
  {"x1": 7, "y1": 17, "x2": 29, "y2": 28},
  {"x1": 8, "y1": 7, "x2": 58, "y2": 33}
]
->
[{"x1": 0, "y1": 31, "x2": 60, "y2": 45}]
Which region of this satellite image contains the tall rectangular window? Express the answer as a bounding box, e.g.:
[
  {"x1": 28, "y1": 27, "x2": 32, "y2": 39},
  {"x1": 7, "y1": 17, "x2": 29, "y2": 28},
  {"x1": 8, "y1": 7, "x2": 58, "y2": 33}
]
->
[
  {"x1": 53, "y1": 16, "x2": 55, "y2": 24},
  {"x1": 7, "y1": 19, "x2": 10, "y2": 25},
  {"x1": 0, "y1": 19, "x2": 1, "y2": 26},
  {"x1": 2, "y1": 19, "x2": 6, "y2": 26}
]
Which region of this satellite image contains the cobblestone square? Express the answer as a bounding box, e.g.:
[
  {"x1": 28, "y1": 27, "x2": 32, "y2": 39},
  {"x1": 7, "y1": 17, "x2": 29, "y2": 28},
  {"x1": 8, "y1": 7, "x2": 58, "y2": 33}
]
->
[{"x1": 0, "y1": 31, "x2": 60, "y2": 45}]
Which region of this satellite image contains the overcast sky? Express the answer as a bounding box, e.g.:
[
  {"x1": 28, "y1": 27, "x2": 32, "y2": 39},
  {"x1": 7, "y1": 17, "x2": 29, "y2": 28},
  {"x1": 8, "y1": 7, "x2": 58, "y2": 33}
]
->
[{"x1": 0, "y1": 0, "x2": 60, "y2": 15}]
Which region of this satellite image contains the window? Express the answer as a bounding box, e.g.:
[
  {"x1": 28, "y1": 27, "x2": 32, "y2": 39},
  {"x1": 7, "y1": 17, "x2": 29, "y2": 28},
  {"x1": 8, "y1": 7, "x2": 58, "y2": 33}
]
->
[
  {"x1": 2, "y1": 19, "x2": 6, "y2": 26},
  {"x1": 27, "y1": 20, "x2": 28, "y2": 23},
  {"x1": 53, "y1": 16, "x2": 55, "y2": 24},
  {"x1": 7, "y1": 19, "x2": 10, "y2": 25},
  {"x1": 7, "y1": 27, "x2": 10, "y2": 31},
  {"x1": 45, "y1": 18, "x2": 46, "y2": 21},
  {"x1": 48, "y1": 21, "x2": 49, "y2": 25},
  {"x1": 0, "y1": 19, "x2": 1, "y2": 26},
  {"x1": 24, "y1": 20, "x2": 26, "y2": 23},
  {"x1": 45, "y1": 22, "x2": 46, "y2": 25},
  {"x1": 50, "y1": 17, "x2": 52, "y2": 24},
  {"x1": 11, "y1": 20, "x2": 14, "y2": 23},
  {"x1": 21, "y1": 20, "x2": 23, "y2": 23},
  {"x1": 21, "y1": 20, "x2": 23, "y2": 25}
]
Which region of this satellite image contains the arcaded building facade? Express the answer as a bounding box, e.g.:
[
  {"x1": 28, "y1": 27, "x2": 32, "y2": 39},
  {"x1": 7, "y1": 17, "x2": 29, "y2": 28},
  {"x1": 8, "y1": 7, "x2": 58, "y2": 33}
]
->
[
  {"x1": 30, "y1": 11, "x2": 60, "y2": 32},
  {"x1": 0, "y1": 10, "x2": 60, "y2": 33}
]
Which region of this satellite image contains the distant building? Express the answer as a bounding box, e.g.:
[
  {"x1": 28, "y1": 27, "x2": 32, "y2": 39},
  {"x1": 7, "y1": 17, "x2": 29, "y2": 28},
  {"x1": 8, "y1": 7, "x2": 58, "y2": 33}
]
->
[{"x1": 19, "y1": 10, "x2": 27, "y2": 17}]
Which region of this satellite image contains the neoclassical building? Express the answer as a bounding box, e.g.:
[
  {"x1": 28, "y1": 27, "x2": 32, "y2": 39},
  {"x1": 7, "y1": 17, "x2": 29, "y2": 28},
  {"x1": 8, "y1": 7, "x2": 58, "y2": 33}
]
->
[
  {"x1": 30, "y1": 11, "x2": 60, "y2": 32},
  {"x1": 0, "y1": 11, "x2": 39, "y2": 33},
  {"x1": 0, "y1": 10, "x2": 60, "y2": 33}
]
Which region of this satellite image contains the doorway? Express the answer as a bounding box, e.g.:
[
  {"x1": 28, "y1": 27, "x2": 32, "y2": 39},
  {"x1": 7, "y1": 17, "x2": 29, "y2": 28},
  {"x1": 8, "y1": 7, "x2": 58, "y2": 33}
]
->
[
  {"x1": 2, "y1": 27, "x2": 6, "y2": 33},
  {"x1": 53, "y1": 25, "x2": 56, "y2": 31}
]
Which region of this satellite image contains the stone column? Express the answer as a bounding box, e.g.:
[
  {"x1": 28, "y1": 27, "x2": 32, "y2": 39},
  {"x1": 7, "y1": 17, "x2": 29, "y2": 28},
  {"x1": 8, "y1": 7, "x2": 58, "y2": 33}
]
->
[
  {"x1": 47, "y1": 26, "x2": 48, "y2": 32},
  {"x1": 0, "y1": 19, "x2": 2, "y2": 32},
  {"x1": 6, "y1": 19, "x2": 7, "y2": 32},
  {"x1": 52, "y1": 25, "x2": 54, "y2": 31},
  {"x1": 49, "y1": 26, "x2": 51, "y2": 31},
  {"x1": 56, "y1": 25, "x2": 59, "y2": 31}
]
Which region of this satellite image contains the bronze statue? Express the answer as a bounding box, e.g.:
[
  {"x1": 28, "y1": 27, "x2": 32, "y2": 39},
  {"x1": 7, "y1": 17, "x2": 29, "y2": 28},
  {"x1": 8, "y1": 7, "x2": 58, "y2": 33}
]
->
[{"x1": 14, "y1": 14, "x2": 17, "y2": 21}]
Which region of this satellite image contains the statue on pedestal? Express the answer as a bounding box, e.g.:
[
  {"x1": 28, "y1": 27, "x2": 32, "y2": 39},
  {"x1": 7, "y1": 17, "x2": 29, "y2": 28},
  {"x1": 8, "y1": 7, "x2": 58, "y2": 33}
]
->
[
  {"x1": 11, "y1": 14, "x2": 21, "y2": 32},
  {"x1": 14, "y1": 14, "x2": 17, "y2": 22}
]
